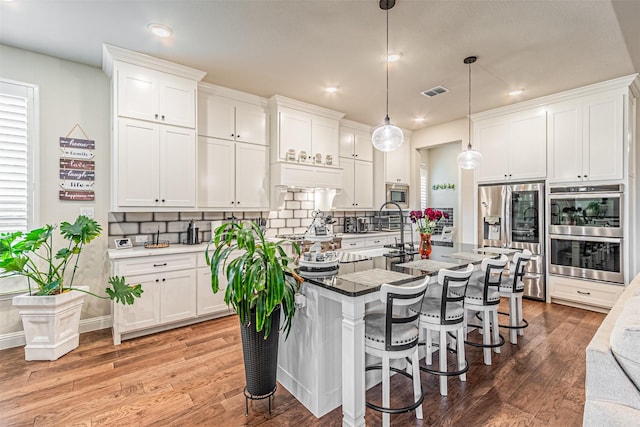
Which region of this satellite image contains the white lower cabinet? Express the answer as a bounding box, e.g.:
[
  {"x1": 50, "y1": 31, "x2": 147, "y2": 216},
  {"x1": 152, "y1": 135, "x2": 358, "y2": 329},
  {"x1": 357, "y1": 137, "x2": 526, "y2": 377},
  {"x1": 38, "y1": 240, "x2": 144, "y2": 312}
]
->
[
  {"x1": 111, "y1": 251, "x2": 231, "y2": 344},
  {"x1": 196, "y1": 252, "x2": 234, "y2": 316},
  {"x1": 548, "y1": 275, "x2": 624, "y2": 312}
]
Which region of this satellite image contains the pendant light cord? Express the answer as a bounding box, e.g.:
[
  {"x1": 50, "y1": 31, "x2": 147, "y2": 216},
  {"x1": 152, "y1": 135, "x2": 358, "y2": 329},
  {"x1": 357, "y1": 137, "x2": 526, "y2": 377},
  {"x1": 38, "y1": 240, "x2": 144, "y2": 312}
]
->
[
  {"x1": 467, "y1": 59, "x2": 472, "y2": 150},
  {"x1": 385, "y1": 6, "x2": 390, "y2": 123}
]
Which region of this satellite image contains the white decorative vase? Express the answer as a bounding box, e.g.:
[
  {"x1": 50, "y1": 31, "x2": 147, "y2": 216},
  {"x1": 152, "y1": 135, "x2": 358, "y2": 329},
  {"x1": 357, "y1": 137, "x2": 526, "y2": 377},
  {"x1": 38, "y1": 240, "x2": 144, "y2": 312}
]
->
[{"x1": 12, "y1": 287, "x2": 86, "y2": 361}]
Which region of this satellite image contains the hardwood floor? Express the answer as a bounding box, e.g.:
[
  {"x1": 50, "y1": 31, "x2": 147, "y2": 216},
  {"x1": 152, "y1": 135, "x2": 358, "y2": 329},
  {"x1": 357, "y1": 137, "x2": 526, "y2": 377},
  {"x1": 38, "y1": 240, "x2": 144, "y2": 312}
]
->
[{"x1": 0, "y1": 299, "x2": 604, "y2": 426}]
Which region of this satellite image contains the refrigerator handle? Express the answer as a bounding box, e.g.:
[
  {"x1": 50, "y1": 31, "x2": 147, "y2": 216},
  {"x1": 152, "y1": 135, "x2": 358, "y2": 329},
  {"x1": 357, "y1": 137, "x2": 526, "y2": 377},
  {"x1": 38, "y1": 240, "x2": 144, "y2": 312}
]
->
[{"x1": 504, "y1": 186, "x2": 512, "y2": 248}]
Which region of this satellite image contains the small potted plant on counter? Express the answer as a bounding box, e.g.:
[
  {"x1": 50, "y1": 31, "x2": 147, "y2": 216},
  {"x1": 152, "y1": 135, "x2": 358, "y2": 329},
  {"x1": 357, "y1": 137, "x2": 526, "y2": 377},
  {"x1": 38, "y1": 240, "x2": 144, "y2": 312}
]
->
[
  {"x1": 0, "y1": 215, "x2": 143, "y2": 361},
  {"x1": 206, "y1": 221, "x2": 301, "y2": 414}
]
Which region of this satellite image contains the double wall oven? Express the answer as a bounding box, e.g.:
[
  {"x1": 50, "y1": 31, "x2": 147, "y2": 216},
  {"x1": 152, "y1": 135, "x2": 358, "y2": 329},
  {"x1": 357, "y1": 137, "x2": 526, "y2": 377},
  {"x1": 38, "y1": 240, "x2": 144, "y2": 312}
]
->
[{"x1": 548, "y1": 184, "x2": 623, "y2": 284}]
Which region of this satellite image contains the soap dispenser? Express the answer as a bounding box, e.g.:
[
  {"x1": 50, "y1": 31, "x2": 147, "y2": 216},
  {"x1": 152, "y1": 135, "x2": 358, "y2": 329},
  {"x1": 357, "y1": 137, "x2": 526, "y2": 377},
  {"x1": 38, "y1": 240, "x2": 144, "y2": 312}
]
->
[{"x1": 186, "y1": 220, "x2": 199, "y2": 245}]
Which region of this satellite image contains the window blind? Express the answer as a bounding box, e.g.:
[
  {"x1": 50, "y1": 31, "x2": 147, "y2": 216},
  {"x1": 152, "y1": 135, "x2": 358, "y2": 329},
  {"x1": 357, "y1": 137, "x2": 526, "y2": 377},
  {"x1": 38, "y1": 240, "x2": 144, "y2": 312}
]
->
[
  {"x1": 420, "y1": 166, "x2": 428, "y2": 211},
  {"x1": 0, "y1": 92, "x2": 29, "y2": 233}
]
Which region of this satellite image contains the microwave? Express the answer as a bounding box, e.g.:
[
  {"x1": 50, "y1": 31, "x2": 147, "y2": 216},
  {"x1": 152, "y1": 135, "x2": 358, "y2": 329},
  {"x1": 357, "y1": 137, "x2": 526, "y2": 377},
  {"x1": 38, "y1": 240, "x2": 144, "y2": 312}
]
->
[{"x1": 386, "y1": 183, "x2": 409, "y2": 208}]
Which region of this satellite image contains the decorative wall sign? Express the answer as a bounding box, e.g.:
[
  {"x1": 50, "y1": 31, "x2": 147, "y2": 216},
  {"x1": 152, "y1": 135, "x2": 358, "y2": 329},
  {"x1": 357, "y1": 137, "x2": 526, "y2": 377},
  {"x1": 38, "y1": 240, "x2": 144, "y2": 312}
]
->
[
  {"x1": 432, "y1": 183, "x2": 456, "y2": 191},
  {"x1": 59, "y1": 123, "x2": 95, "y2": 201}
]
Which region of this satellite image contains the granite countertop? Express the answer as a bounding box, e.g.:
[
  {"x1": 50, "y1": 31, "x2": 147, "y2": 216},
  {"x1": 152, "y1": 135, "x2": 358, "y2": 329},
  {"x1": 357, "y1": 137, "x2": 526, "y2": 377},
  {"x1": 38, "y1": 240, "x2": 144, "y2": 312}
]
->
[
  {"x1": 107, "y1": 242, "x2": 211, "y2": 259},
  {"x1": 300, "y1": 243, "x2": 494, "y2": 297}
]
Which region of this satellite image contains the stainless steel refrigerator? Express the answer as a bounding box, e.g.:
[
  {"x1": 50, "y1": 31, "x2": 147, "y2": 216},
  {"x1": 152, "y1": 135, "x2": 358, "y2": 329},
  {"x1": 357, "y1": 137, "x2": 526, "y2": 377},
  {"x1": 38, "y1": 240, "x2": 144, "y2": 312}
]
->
[{"x1": 478, "y1": 182, "x2": 545, "y2": 300}]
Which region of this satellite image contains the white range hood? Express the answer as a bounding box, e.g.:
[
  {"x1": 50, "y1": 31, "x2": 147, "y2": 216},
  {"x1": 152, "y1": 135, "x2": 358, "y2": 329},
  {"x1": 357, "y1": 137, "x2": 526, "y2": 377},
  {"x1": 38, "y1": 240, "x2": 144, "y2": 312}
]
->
[{"x1": 271, "y1": 162, "x2": 343, "y2": 210}]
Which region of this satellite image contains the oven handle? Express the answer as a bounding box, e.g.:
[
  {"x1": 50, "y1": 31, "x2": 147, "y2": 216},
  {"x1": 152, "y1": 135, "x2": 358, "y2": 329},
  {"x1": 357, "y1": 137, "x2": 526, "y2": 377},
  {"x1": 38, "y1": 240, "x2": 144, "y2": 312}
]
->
[
  {"x1": 549, "y1": 234, "x2": 622, "y2": 244},
  {"x1": 549, "y1": 192, "x2": 623, "y2": 200}
]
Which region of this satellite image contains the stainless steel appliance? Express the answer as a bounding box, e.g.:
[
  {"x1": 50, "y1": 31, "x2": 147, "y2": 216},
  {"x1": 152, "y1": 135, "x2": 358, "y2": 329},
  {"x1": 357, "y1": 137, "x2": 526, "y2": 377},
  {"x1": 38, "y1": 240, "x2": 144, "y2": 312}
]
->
[
  {"x1": 386, "y1": 183, "x2": 409, "y2": 209},
  {"x1": 356, "y1": 217, "x2": 369, "y2": 233},
  {"x1": 378, "y1": 214, "x2": 402, "y2": 231},
  {"x1": 548, "y1": 184, "x2": 623, "y2": 283},
  {"x1": 478, "y1": 182, "x2": 545, "y2": 300}
]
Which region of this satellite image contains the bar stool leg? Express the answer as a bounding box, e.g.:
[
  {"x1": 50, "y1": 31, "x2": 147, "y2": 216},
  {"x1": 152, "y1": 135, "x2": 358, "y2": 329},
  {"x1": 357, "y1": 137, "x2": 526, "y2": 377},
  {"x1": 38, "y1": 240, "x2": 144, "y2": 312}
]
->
[
  {"x1": 457, "y1": 327, "x2": 466, "y2": 382},
  {"x1": 482, "y1": 308, "x2": 492, "y2": 365},
  {"x1": 509, "y1": 295, "x2": 518, "y2": 344},
  {"x1": 382, "y1": 354, "x2": 390, "y2": 427},
  {"x1": 412, "y1": 351, "x2": 423, "y2": 420},
  {"x1": 517, "y1": 295, "x2": 524, "y2": 337},
  {"x1": 426, "y1": 329, "x2": 433, "y2": 366},
  {"x1": 439, "y1": 330, "x2": 448, "y2": 396},
  {"x1": 491, "y1": 309, "x2": 500, "y2": 354}
]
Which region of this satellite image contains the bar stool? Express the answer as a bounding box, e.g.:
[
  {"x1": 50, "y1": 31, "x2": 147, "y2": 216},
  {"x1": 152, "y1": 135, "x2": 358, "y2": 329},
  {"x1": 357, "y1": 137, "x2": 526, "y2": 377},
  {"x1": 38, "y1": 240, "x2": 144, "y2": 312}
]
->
[
  {"x1": 364, "y1": 279, "x2": 428, "y2": 427},
  {"x1": 410, "y1": 264, "x2": 474, "y2": 396},
  {"x1": 453, "y1": 255, "x2": 508, "y2": 366},
  {"x1": 498, "y1": 249, "x2": 532, "y2": 344}
]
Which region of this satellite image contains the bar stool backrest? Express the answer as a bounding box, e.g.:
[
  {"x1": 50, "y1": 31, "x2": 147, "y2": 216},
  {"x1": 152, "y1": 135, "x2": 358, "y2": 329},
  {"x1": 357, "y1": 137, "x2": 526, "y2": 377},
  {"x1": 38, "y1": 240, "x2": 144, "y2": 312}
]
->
[
  {"x1": 480, "y1": 254, "x2": 509, "y2": 304},
  {"x1": 379, "y1": 278, "x2": 429, "y2": 352},
  {"x1": 437, "y1": 264, "x2": 474, "y2": 325},
  {"x1": 508, "y1": 249, "x2": 532, "y2": 292}
]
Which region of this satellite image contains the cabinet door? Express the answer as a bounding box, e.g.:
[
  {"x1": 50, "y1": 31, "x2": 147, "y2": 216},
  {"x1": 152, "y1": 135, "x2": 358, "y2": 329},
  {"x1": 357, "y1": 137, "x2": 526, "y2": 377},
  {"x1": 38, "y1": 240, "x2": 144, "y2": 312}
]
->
[
  {"x1": 354, "y1": 129, "x2": 373, "y2": 162},
  {"x1": 354, "y1": 160, "x2": 374, "y2": 209},
  {"x1": 235, "y1": 102, "x2": 267, "y2": 145},
  {"x1": 474, "y1": 119, "x2": 509, "y2": 182},
  {"x1": 312, "y1": 117, "x2": 340, "y2": 165},
  {"x1": 198, "y1": 94, "x2": 235, "y2": 140},
  {"x1": 117, "y1": 64, "x2": 159, "y2": 123},
  {"x1": 235, "y1": 143, "x2": 269, "y2": 208},
  {"x1": 508, "y1": 111, "x2": 547, "y2": 181},
  {"x1": 197, "y1": 137, "x2": 235, "y2": 208},
  {"x1": 583, "y1": 93, "x2": 623, "y2": 182},
  {"x1": 117, "y1": 119, "x2": 160, "y2": 207},
  {"x1": 547, "y1": 100, "x2": 582, "y2": 184},
  {"x1": 158, "y1": 75, "x2": 196, "y2": 128},
  {"x1": 335, "y1": 157, "x2": 354, "y2": 209},
  {"x1": 384, "y1": 139, "x2": 410, "y2": 184},
  {"x1": 279, "y1": 108, "x2": 312, "y2": 160},
  {"x1": 116, "y1": 273, "x2": 161, "y2": 332},
  {"x1": 160, "y1": 269, "x2": 197, "y2": 324},
  {"x1": 159, "y1": 126, "x2": 196, "y2": 207},
  {"x1": 339, "y1": 126, "x2": 355, "y2": 158},
  {"x1": 197, "y1": 267, "x2": 229, "y2": 316}
]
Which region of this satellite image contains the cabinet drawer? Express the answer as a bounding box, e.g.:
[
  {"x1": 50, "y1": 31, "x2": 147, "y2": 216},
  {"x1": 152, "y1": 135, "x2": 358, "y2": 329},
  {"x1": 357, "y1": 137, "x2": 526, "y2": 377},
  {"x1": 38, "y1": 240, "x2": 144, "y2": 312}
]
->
[
  {"x1": 115, "y1": 253, "x2": 197, "y2": 276},
  {"x1": 549, "y1": 275, "x2": 623, "y2": 308},
  {"x1": 341, "y1": 238, "x2": 366, "y2": 250},
  {"x1": 365, "y1": 236, "x2": 390, "y2": 247}
]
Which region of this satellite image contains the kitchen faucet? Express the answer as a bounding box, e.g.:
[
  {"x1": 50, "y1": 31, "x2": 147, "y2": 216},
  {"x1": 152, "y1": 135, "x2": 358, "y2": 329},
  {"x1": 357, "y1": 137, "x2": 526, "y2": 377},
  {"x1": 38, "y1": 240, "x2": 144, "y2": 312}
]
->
[{"x1": 378, "y1": 201, "x2": 413, "y2": 253}]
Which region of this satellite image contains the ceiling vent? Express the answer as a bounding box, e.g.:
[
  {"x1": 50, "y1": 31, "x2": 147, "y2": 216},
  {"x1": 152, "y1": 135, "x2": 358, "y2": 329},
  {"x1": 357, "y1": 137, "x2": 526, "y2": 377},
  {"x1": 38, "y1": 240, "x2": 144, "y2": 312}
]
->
[{"x1": 421, "y1": 86, "x2": 449, "y2": 97}]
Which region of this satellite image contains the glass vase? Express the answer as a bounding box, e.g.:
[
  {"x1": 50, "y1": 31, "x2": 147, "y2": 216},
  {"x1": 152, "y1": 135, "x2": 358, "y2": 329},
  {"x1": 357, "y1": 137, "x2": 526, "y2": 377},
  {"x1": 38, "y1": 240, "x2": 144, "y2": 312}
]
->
[{"x1": 419, "y1": 233, "x2": 432, "y2": 259}]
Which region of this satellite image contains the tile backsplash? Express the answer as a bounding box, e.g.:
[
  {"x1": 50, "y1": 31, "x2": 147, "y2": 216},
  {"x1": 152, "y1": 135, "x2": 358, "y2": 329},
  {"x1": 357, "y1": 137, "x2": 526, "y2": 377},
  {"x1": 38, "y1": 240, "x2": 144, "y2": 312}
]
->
[{"x1": 108, "y1": 191, "x2": 456, "y2": 247}]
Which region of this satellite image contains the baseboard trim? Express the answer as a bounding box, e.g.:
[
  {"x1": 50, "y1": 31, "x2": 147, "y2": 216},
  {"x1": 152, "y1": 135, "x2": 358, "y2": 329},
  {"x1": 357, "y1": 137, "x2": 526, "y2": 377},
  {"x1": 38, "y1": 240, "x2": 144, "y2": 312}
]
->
[{"x1": 0, "y1": 315, "x2": 113, "y2": 351}]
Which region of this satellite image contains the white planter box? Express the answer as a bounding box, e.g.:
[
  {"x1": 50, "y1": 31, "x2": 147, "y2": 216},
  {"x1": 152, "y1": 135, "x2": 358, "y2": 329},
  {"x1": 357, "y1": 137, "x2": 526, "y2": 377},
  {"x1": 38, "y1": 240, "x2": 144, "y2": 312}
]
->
[{"x1": 12, "y1": 287, "x2": 86, "y2": 361}]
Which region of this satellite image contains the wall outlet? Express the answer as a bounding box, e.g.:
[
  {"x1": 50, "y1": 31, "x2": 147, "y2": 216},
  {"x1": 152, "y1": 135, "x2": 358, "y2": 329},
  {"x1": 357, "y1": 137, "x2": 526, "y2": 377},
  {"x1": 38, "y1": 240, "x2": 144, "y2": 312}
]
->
[
  {"x1": 135, "y1": 235, "x2": 148, "y2": 243},
  {"x1": 80, "y1": 207, "x2": 94, "y2": 218}
]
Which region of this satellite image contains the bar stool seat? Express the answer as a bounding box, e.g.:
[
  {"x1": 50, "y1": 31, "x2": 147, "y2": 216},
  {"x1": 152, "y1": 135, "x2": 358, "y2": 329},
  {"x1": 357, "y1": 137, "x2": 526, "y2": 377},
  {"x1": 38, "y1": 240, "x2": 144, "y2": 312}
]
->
[
  {"x1": 364, "y1": 279, "x2": 429, "y2": 427},
  {"x1": 410, "y1": 264, "x2": 474, "y2": 396}
]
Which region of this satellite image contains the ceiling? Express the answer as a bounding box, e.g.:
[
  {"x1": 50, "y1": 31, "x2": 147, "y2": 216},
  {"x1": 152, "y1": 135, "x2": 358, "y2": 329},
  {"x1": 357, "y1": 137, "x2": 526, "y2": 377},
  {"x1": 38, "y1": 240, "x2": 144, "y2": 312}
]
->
[{"x1": 1, "y1": 0, "x2": 639, "y2": 131}]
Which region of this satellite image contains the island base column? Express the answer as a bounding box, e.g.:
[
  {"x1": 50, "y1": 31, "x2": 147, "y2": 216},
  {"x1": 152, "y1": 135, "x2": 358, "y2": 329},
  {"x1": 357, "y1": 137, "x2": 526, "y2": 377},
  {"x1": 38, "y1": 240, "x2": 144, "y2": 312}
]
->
[{"x1": 341, "y1": 297, "x2": 366, "y2": 427}]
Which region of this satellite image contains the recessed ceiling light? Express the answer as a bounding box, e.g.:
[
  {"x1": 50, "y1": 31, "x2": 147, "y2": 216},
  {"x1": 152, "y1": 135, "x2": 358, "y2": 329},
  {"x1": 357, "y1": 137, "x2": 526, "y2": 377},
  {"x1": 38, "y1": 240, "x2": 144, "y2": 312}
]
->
[
  {"x1": 325, "y1": 87, "x2": 338, "y2": 93},
  {"x1": 148, "y1": 23, "x2": 173, "y2": 38},
  {"x1": 414, "y1": 117, "x2": 425, "y2": 123},
  {"x1": 387, "y1": 51, "x2": 403, "y2": 63},
  {"x1": 509, "y1": 89, "x2": 524, "y2": 96}
]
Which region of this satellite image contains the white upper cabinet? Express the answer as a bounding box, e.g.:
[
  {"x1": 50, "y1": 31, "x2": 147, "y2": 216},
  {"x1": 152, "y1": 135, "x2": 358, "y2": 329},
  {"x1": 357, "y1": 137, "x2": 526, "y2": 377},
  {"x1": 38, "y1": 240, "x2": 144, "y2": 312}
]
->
[
  {"x1": 198, "y1": 91, "x2": 267, "y2": 145},
  {"x1": 117, "y1": 118, "x2": 196, "y2": 208},
  {"x1": 117, "y1": 62, "x2": 196, "y2": 129},
  {"x1": 198, "y1": 136, "x2": 269, "y2": 210},
  {"x1": 339, "y1": 125, "x2": 373, "y2": 162},
  {"x1": 474, "y1": 108, "x2": 547, "y2": 183},
  {"x1": 548, "y1": 91, "x2": 624, "y2": 184},
  {"x1": 269, "y1": 95, "x2": 344, "y2": 166},
  {"x1": 335, "y1": 157, "x2": 374, "y2": 210},
  {"x1": 384, "y1": 135, "x2": 411, "y2": 184}
]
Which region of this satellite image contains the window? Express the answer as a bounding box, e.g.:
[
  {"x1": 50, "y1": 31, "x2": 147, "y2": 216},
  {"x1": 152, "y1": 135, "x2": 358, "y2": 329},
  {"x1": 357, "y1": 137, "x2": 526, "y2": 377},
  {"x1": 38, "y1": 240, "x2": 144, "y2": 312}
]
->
[
  {"x1": 0, "y1": 79, "x2": 37, "y2": 234},
  {"x1": 0, "y1": 79, "x2": 38, "y2": 296},
  {"x1": 420, "y1": 164, "x2": 428, "y2": 211}
]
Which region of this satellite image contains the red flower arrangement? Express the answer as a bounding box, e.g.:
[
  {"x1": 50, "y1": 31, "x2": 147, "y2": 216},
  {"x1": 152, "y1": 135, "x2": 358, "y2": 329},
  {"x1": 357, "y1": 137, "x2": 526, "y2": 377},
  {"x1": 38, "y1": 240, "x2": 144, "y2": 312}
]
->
[{"x1": 409, "y1": 208, "x2": 449, "y2": 235}]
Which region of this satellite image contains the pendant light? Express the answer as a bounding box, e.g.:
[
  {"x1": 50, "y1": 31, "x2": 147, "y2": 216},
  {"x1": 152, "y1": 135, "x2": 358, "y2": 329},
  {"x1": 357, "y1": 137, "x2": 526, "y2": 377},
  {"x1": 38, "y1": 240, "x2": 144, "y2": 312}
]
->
[
  {"x1": 371, "y1": 0, "x2": 404, "y2": 152},
  {"x1": 457, "y1": 56, "x2": 483, "y2": 169}
]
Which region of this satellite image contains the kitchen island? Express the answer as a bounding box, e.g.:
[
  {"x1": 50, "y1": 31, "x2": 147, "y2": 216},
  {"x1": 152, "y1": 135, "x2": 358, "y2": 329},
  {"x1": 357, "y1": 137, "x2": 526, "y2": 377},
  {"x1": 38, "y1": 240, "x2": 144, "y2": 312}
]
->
[{"x1": 277, "y1": 243, "x2": 491, "y2": 427}]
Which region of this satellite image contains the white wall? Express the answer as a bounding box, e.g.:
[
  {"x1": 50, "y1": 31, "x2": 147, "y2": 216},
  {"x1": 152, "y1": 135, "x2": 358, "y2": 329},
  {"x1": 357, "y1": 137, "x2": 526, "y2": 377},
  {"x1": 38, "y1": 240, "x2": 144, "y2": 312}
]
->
[
  {"x1": 411, "y1": 118, "x2": 475, "y2": 243},
  {"x1": 0, "y1": 44, "x2": 111, "y2": 337},
  {"x1": 427, "y1": 142, "x2": 459, "y2": 207}
]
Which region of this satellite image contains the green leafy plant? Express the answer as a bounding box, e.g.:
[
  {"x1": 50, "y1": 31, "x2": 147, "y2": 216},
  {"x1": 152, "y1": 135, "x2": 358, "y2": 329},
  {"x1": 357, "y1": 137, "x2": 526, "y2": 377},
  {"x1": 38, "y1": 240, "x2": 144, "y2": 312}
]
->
[
  {"x1": 206, "y1": 221, "x2": 301, "y2": 338},
  {"x1": 0, "y1": 215, "x2": 142, "y2": 303}
]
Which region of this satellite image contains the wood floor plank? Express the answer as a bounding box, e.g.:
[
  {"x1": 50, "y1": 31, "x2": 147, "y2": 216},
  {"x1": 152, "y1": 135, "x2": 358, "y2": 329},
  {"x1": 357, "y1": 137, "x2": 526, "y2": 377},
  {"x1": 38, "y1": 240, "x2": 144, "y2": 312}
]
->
[{"x1": 0, "y1": 300, "x2": 604, "y2": 426}]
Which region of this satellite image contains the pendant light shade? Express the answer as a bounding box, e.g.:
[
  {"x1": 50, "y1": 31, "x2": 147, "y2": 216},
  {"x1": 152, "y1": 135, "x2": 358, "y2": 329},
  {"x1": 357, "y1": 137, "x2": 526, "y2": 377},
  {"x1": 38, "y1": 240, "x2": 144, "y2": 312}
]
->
[
  {"x1": 457, "y1": 56, "x2": 482, "y2": 169},
  {"x1": 372, "y1": 0, "x2": 403, "y2": 152}
]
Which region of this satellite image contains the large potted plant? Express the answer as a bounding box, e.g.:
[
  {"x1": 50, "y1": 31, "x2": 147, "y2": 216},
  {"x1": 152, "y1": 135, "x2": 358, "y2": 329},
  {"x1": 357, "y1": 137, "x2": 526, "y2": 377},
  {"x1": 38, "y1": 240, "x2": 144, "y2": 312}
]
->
[
  {"x1": 206, "y1": 221, "x2": 301, "y2": 411},
  {"x1": 0, "y1": 215, "x2": 142, "y2": 360}
]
